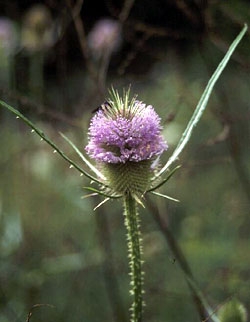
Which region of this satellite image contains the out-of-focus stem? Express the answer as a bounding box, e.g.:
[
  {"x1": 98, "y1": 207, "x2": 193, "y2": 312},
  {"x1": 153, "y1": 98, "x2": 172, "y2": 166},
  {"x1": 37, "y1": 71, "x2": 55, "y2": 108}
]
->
[{"x1": 147, "y1": 200, "x2": 213, "y2": 321}]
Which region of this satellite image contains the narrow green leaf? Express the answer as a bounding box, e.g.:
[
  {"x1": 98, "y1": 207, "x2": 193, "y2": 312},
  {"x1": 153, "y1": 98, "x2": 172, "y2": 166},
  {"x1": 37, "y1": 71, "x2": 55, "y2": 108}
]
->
[
  {"x1": 93, "y1": 197, "x2": 110, "y2": 211},
  {"x1": 0, "y1": 100, "x2": 99, "y2": 183},
  {"x1": 156, "y1": 24, "x2": 248, "y2": 178},
  {"x1": 149, "y1": 165, "x2": 181, "y2": 191},
  {"x1": 83, "y1": 186, "x2": 122, "y2": 199},
  {"x1": 151, "y1": 191, "x2": 179, "y2": 202},
  {"x1": 60, "y1": 132, "x2": 106, "y2": 181},
  {"x1": 81, "y1": 193, "x2": 98, "y2": 199}
]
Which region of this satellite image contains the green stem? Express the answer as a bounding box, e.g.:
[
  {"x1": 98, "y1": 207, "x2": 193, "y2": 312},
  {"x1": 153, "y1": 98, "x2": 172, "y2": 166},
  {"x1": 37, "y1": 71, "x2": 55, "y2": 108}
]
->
[{"x1": 123, "y1": 192, "x2": 143, "y2": 322}]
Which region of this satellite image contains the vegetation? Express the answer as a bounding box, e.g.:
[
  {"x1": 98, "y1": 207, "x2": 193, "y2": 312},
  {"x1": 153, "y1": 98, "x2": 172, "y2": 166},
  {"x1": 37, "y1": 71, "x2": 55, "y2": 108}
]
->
[{"x1": 0, "y1": 1, "x2": 250, "y2": 321}]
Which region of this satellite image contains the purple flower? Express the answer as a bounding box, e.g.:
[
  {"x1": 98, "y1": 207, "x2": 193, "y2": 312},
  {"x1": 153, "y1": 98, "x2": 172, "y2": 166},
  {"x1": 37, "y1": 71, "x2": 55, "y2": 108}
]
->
[
  {"x1": 0, "y1": 17, "x2": 18, "y2": 55},
  {"x1": 87, "y1": 19, "x2": 121, "y2": 58},
  {"x1": 86, "y1": 95, "x2": 167, "y2": 164}
]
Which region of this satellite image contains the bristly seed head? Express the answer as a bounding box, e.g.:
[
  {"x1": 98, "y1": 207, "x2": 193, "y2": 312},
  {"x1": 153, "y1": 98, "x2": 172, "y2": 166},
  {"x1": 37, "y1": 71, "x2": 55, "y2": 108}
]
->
[{"x1": 85, "y1": 88, "x2": 168, "y2": 198}]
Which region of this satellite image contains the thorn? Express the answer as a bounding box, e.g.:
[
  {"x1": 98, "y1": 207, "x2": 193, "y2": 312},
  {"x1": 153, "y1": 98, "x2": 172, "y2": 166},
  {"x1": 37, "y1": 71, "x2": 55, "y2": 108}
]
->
[
  {"x1": 93, "y1": 197, "x2": 110, "y2": 210},
  {"x1": 16, "y1": 116, "x2": 20, "y2": 119},
  {"x1": 69, "y1": 165, "x2": 74, "y2": 169},
  {"x1": 40, "y1": 138, "x2": 43, "y2": 141},
  {"x1": 53, "y1": 150, "x2": 57, "y2": 153},
  {"x1": 80, "y1": 173, "x2": 83, "y2": 176},
  {"x1": 81, "y1": 193, "x2": 98, "y2": 199},
  {"x1": 31, "y1": 129, "x2": 35, "y2": 133}
]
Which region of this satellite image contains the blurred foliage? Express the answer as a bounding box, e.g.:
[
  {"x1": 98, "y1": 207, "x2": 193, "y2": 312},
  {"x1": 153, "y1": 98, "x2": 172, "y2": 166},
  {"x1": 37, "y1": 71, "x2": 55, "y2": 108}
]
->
[{"x1": 0, "y1": 0, "x2": 250, "y2": 321}]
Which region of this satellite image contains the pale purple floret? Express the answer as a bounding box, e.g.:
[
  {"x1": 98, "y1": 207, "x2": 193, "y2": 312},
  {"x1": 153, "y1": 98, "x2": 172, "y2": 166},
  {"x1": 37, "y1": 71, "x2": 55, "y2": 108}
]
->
[{"x1": 86, "y1": 102, "x2": 167, "y2": 163}]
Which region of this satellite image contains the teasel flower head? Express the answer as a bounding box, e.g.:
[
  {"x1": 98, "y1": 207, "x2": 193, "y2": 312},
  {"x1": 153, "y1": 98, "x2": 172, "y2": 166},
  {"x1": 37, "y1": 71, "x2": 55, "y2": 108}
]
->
[
  {"x1": 87, "y1": 18, "x2": 121, "y2": 60},
  {"x1": 21, "y1": 4, "x2": 54, "y2": 52},
  {"x1": 0, "y1": 17, "x2": 18, "y2": 56},
  {"x1": 85, "y1": 89, "x2": 168, "y2": 202}
]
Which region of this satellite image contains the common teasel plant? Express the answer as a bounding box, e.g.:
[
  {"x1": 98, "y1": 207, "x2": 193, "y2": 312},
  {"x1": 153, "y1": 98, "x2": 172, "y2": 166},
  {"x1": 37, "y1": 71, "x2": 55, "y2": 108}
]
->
[{"x1": 0, "y1": 24, "x2": 247, "y2": 322}]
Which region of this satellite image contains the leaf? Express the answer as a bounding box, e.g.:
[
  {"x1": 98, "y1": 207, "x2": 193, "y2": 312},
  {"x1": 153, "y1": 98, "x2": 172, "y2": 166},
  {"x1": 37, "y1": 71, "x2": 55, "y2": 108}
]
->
[
  {"x1": 93, "y1": 198, "x2": 110, "y2": 211},
  {"x1": 83, "y1": 186, "x2": 122, "y2": 199},
  {"x1": 149, "y1": 165, "x2": 181, "y2": 191},
  {"x1": 150, "y1": 191, "x2": 179, "y2": 202},
  {"x1": 156, "y1": 24, "x2": 248, "y2": 178},
  {"x1": 0, "y1": 100, "x2": 100, "y2": 183},
  {"x1": 60, "y1": 132, "x2": 106, "y2": 181}
]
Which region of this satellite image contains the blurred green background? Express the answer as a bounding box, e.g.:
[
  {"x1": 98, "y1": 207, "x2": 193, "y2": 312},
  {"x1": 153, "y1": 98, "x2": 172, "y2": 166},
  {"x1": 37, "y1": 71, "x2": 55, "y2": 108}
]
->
[{"x1": 0, "y1": 1, "x2": 250, "y2": 321}]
